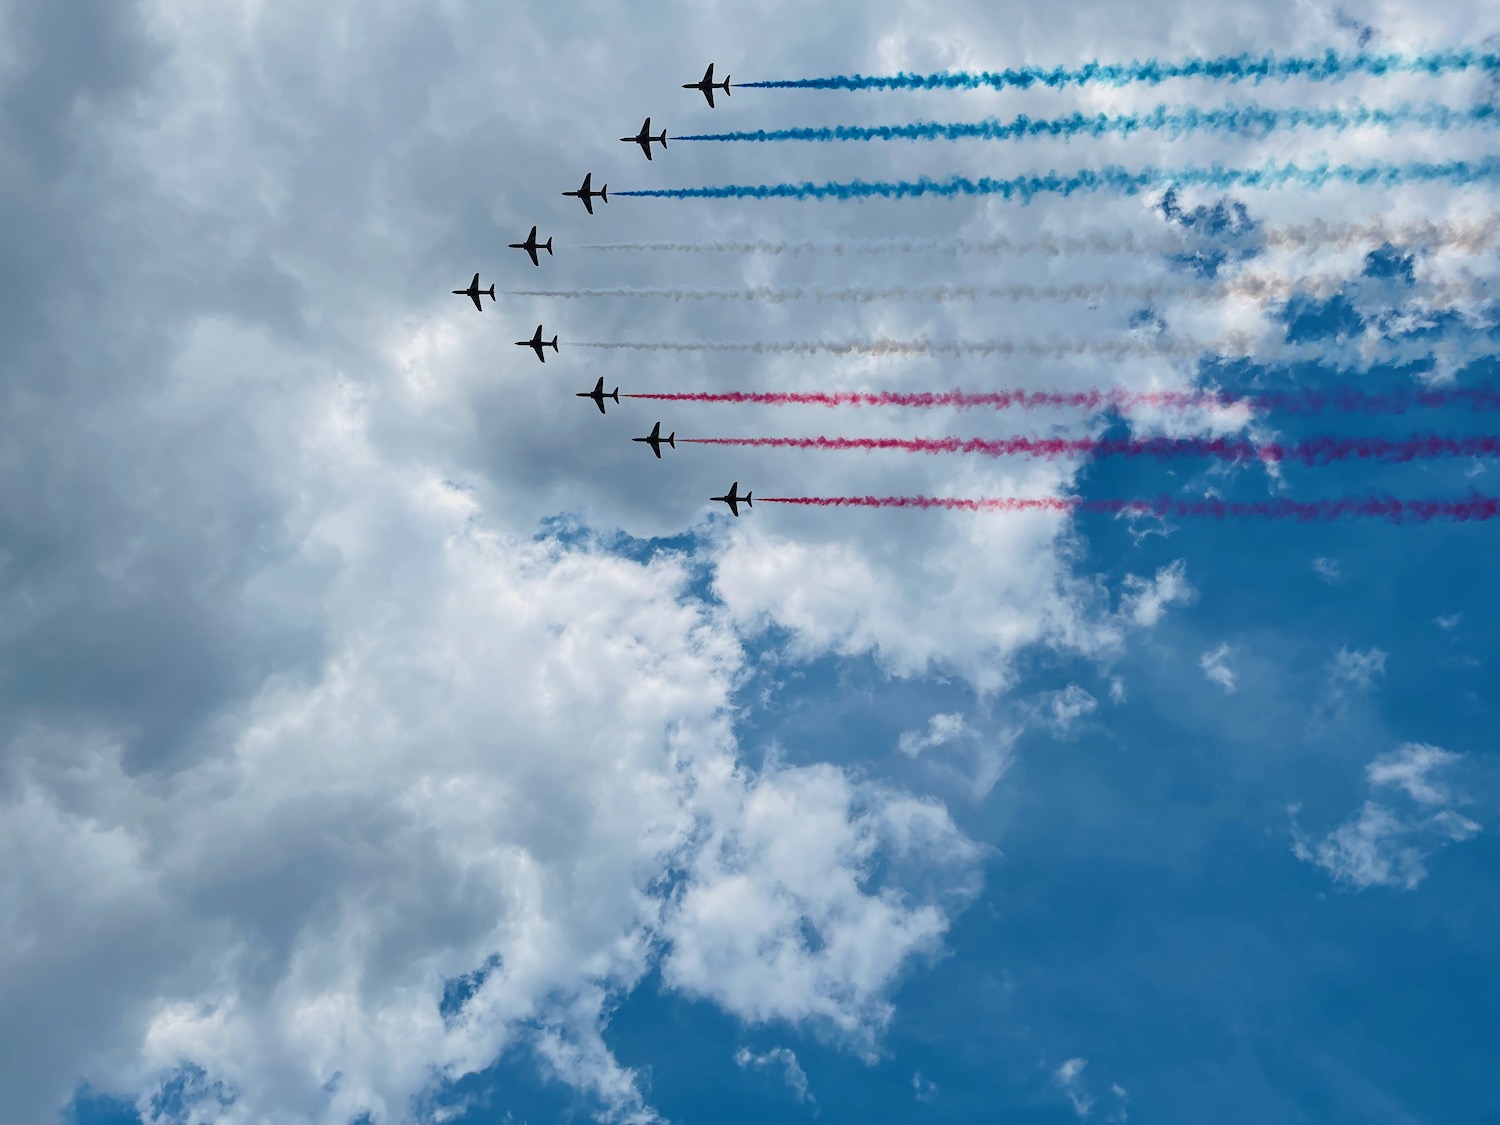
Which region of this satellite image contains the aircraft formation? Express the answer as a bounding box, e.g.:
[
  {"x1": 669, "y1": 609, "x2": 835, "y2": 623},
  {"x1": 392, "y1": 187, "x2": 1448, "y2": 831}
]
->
[{"x1": 455, "y1": 63, "x2": 752, "y2": 516}]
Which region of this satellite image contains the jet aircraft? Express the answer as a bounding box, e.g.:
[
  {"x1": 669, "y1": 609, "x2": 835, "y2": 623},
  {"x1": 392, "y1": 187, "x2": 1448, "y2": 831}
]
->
[
  {"x1": 621, "y1": 117, "x2": 668, "y2": 160},
  {"x1": 516, "y1": 324, "x2": 559, "y2": 363},
  {"x1": 453, "y1": 273, "x2": 494, "y2": 311},
  {"x1": 632, "y1": 421, "x2": 676, "y2": 458},
  {"x1": 576, "y1": 376, "x2": 621, "y2": 414},
  {"x1": 508, "y1": 226, "x2": 553, "y2": 267},
  {"x1": 683, "y1": 63, "x2": 731, "y2": 108},
  {"x1": 710, "y1": 481, "x2": 752, "y2": 516},
  {"x1": 562, "y1": 172, "x2": 608, "y2": 214}
]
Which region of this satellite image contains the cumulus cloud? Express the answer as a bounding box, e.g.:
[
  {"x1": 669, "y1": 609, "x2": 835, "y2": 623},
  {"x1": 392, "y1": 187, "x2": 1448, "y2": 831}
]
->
[
  {"x1": 1054, "y1": 1057, "x2": 1095, "y2": 1118},
  {"x1": 735, "y1": 1046, "x2": 812, "y2": 1103},
  {"x1": 1292, "y1": 743, "x2": 1481, "y2": 891},
  {"x1": 1120, "y1": 559, "x2": 1194, "y2": 627},
  {"x1": 1199, "y1": 644, "x2": 1237, "y2": 693}
]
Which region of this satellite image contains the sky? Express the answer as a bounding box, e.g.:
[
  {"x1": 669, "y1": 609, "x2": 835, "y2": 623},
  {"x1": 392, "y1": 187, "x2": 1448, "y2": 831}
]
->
[{"x1": 2, "y1": 1, "x2": 1498, "y2": 1123}]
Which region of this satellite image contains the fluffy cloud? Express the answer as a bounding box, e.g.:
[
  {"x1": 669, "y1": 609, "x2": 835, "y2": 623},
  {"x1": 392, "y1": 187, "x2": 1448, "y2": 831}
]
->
[
  {"x1": 1292, "y1": 743, "x2": 1481, "y2": 891},
  {"x1": 1199, "y1": 643, "x2": 1237, "y2": 693},
  {"x1": 734, "y1": 1046, "x2": 812, "y2": 1103}
]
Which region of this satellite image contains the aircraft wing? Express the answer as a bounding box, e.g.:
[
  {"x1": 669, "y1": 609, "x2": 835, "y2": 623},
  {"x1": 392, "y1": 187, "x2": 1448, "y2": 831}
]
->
[{"x1": 526, "y1": 246, "x2": 540, "y2": 266}]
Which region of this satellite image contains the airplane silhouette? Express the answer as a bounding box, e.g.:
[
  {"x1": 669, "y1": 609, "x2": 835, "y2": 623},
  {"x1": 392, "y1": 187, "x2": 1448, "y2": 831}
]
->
[
  {"x1": 508, "y1": 226, "x2": 553, "y2": 267},
  {"x1": 562, "y1": 172, "x2": 608, "y2": 215},
  {"x1": 683, "y1": 63, "x2": 731, "y2": 108},
  {"x1": 621, "y1": 117, "x2": 668, "y2": 160},
  {"x1": 515, "y1": 324, "x2": 559, "y2": 363},
  {"x1": 632, "y1": 421, "x2": 676, "y2": 458},
  {"x1": 453, "y1": 272, "x2": 494, "y2": 311},
  {"x1": 576, "y1": 376, "x2": 621, "y2": 414},
  {"x1": 710, "y1": 481, "x2": 752, "y2": 516}
]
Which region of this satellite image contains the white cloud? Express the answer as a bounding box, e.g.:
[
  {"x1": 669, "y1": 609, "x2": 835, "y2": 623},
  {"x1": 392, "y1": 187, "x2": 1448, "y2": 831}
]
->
[
  {"x1": 735, "y1": 1046, "x2": 812, "y2": 1104},
  {"x1": 661, "y1": 766, "x2": 985, "y2": 1055},
  {"x1": 1199, "y1": 644, "x2": 1237, "y2": 693},
  {"x1": 1367, "y1": 742, "x2": 1461, "y2": 805},
  {"x1": 898, "y1": 712, "x2": 968, "y2": 757},
  {"x1": 1329, "y1": 646, "x2": 1389, "y2": 694},
  {"x1": 1032, "y1": 684, "x2": 1100, "y2": 734},
  {"x1": 1120, "y1": 559, "x2": 1194, "y2": 627},
  {"x1": 1108, "y1": 677, "x2": 1127, "y2": 704},
  {"x1": 1054, "y1": 1057, "x2": 1095, "y2": 1118},
  {"x1": 1312, "y1": 558, "x2": 1343, "y2": 584},
  {"x1": 1292, "y1": 743, "x2": 1481, "y2": 891},
  {"x1": 1433, "y1": 613, "x2": 1462, "y2": 632},
  {"x1": 912, "y1": 1071, "x2": 937, "y2": 1101}
]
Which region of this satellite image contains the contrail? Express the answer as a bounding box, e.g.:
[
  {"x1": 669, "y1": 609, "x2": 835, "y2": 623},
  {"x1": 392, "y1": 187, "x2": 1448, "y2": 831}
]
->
[
  {"x1": 579, "y1": 215, "x2": 1500, "y2": 256},
  {"x1": 510, "y1": 275, "x2": 1492, "y2": 305},
  {"x1": 680, "y1": 434, "x2": 1500, "y2": 464},
  {"x1": 576, "y1": 333, "x2": 1490, "y2": 369},
  {"x1": 674, "y1": 102, "x2": 1498, "y2": 144},
  {"x1": 627, "y1": 386, "x2": 1500, "y2": 414},
  {"x1": 734, "y1": 48, "x2": 1500, "y2": 92},
  {"x1": 615, "y1": 157, "x2": 1500, "y2": 203},
  {"x1": 757, "y1": 492, "x2": 1500, "y2": 523}
]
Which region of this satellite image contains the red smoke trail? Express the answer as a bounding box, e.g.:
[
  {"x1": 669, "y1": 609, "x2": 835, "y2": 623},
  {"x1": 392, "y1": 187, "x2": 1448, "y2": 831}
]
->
[
  {"x1": 679, "y1": 434, "x2": 1500, "y2": 464},
  {"x1": 758, "y1": 493, "x2": 1500, "y2": 523},
  {"x1": 629, "y1": 386, "x2": 1500, "y2": 413}
]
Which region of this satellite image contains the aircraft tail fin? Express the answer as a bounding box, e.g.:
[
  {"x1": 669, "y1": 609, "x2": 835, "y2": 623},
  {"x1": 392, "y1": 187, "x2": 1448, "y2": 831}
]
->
[
  {"x1": 484, "y1": 285, "x2": 495, "y2": 299},
  {"x1": 610, "y1": 388, "x2": 620, "y2": 403},
  {"x1": 745, "y1": 492, "x2": 752, "y2": 507},
  {"x1": 544, "y1": 239, "x2": 553, "y2": 254},
  {"x1": 548, "y1": 336, "x2": 559, "y2": 349},
  {"x1": 723, "y1": 75, "x2": 731, "y2": 93},
  {"x1": 658, "y1": 132, "x2": 668, "y2": 148},
  {"x1": 667, "y1": 432, "x2": 676, "y2": 448},
  {"x1": 600, "y1": 186, "x2": 608, "y2": 201}
]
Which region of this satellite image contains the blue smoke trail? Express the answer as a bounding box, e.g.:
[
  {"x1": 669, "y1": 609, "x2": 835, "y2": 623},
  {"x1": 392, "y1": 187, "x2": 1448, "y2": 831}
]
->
[
  {"x1": 673, "y1": 102, "x2": 1498, "y2": 144},
  {"x1": 616, "y1": 158, "x2": 1500, "y2": 203},
  {"x1": 735, "y1": 48, "x2": 1500, "y2": 91}
]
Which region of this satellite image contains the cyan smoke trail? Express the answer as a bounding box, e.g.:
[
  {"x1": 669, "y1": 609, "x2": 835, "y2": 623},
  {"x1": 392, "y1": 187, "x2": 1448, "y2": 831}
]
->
[
  {"x1": 735, "y1": 48, "x2": 1500, "y2": 92},
  {"x1": 758, "y1": 493, "x2": 1500, "y2": 523},
  {"x1": 615, "y1": 157, "x2": 1500, "y2": 203},
  {"x1": 674, "y1": 102, "x2": 1498, "y2": 144},
  {"x1": 681, "y1": 434, "x2": 1500, "y2": 464},
  {"x1": 580, "y1": 215, "x2": 1500, "y2": 256},
  {"x1": 628, "y1": 386, "x2": 1500, "y2": 413},
  {"x1": 511, "y1": 275, "x2": 1492, "y2": 305},
  {"x1": 577, "y1": 333, "x2": 1488, "y2": 370}
]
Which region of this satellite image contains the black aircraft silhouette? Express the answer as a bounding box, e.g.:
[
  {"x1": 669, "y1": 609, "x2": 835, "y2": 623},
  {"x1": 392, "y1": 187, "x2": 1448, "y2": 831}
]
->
[
  {"x1": 453, "y1": 272, "x2": 494, "y2": 311},
  {"x1": 633, "y1": 421, "x2": 676, "y2": 458},
  {"x1": 562, "y1": 172, "x2": 607, "y2": 215},
  {"x1": 710, "y1": 481, "x2": 752, "y2": 516},
  {"x1": 516, "y1": 324, "x2": 559, "y2": 363},
  {"x1": 621, "y1": 117, "x2": 668, "y2": 160},
  {"x1": 576, "y1": 376, "x2": 620, "y2": 414},
  {"x1": 508, "y1": 226, "x2": 553, "y2": 267},
  {"x1": 683, "y1": 63, "x2": 731, "y2": 108}
]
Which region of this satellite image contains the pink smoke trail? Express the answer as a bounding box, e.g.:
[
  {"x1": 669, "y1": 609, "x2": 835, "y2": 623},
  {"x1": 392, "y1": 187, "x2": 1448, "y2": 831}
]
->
[
  {"x1": 630, "y1": 387, "x2": 1500, "y2": 413},
  {"x1": 680, "y1": 434, "x2": 1500, "y2": 464},
  {"x1": 756, "y1": 493, "x2": 1500, "y2": 523}
]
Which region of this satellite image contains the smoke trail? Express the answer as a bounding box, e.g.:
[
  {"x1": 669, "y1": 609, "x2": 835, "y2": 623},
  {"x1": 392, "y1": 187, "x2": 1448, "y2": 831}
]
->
[
  {"x1": 674, "y1": 102, "x2": 1498, "y2": 144},
  {"x1": 577, "y1": 332, "x2": 1491, "y2": 370},
  {"x1": 510, "y1": 275, "x2": 1492, "y2": 305},
  {"x1": 579, "y1": 215, "x2": 1500, "y2": 256},
  {"x1": 735, "y1": 48, "x2": 1500, "y2": 92},
  {"x1": 615, "y1": 157, "x2": 1500, "y2": 203},
  {"x1": 757, "y1": 493, "x2": 1500, "y2": 523},
  {"x1": 628, "y1": 386, "x2": 1500, "y2": 414},
  {"x1": 681, "y1": 434, "x2": 1500, "y2": 464}
]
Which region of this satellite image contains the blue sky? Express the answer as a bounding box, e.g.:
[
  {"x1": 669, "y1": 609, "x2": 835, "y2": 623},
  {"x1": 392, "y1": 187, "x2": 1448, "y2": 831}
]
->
[{"x1": 6, "y1": 2, "x2": 1498, "y2": 1124}]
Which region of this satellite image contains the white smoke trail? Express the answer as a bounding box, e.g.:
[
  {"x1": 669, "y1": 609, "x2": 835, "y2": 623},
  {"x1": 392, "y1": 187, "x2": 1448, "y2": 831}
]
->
[
  {"x1": 577, "y1": 215, "x2": 1500, "y2": 256},
  {"x1": 511, "y1": 274, "x2": 1494, "y2": 306},
  {"x1": 573, "y1": 332, "x2": 1493, "y2": 370}
]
